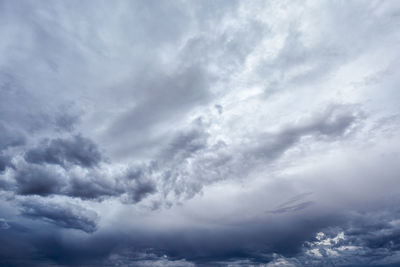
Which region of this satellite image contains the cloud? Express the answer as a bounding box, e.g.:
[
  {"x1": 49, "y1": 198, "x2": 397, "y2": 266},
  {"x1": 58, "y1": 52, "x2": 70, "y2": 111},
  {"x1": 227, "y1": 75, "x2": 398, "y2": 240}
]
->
[
  {"x1": 161, "y1": 119, "x2": 209, "y2": 161},
  {"x1": 104, "y1": 250, "x2": 196, "y2": 267},
  {"x1": 250, "y1": 105, "x2": 359, "y2": 160},
  {"x1": 0, "y1": 103, "x2": 359, "y2": 205},
  {"x1": 1, "y1": 148, "x2": 156, "y2": 203},
  {"x1": 0, "y1": 122, "x2": 25, "y2": 151},
  {"x1": 4, "y1": 161, "x2": 156, "y2": 203},
  {"x1": 122, "y1": 169, "x2": 157, "y2": 203},
  {"x1": 18, "y1": 197, "x2": 99, "y2": 233},
  {"x1": 67, "y1": 166, "x2": 157, "y2": 203},
  {"x1": 275, "y1": 192, "x2": 314, "y2": 209},
  {"x1": 25, "y1": 135, "x2": 102, "y2": 168},
  {"x1": 0, "y1": 154, "x2": 12, "y2": 173},
  {"x1": 267, "y1": 207, "x2": 400, "y2": 266},
  {"x1": 13, "y1": 165, "x2": 66, "y2": 196},
  {"x1": 104, "y1": 65, "x2": 212, "y2": 160},
  {"x1": 151, "y1": 105, "x2": 360, "y2": 201},
  {"x1": 0, "y1": 0, "x2": 399, "y2": 266},
  {"x1": 0, "y1": 218, "x2": 10, "y2": 230},
  {"x1": 268, "y1": 201, "x2": 314, "y2": 215}
]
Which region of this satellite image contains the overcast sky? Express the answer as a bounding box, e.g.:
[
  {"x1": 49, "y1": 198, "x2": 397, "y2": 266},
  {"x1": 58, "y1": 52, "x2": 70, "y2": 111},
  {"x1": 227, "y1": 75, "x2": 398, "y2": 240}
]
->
[{"x1": 1, "y1": 0, "x2": 400, "y2": 266}]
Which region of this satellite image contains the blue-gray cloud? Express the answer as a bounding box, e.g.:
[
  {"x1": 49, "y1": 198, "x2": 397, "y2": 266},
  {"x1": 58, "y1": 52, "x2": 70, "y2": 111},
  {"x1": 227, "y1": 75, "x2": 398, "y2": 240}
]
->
[
  {"x1": 25, "y1": 135, "x2": 102, "y2": 168},
  {"x1": 18, "y1": 197, "x2": 99, "y2": 233},
  {"x1": 0, "y1": 0, "x2": 400, "y2": 266}
]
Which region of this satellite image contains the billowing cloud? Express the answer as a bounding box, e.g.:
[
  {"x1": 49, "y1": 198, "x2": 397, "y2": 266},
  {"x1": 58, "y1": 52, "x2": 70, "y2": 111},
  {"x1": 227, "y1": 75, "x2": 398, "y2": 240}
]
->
[
  {"x1": 14, "y1": 164, "x2": 66, "y2": 196},
  {"x1": 0, "y1": 0, "x2": 400, "y2": 266},
  {"x1": 25, "y1": 135, "x2": 102, "y2": 168}
]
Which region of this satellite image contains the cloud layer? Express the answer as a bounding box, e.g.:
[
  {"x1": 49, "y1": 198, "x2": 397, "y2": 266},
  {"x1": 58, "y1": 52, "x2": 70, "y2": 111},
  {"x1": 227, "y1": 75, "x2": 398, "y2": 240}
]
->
[{"x1": 1, "y1": 0, "x2": 400, "y2": 266}]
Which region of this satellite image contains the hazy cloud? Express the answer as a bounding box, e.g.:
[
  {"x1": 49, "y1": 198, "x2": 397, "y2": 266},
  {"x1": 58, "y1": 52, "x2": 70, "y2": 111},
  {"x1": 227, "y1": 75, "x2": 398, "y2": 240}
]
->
[
  {"x1": 19, "y1": 197, "x2": 99, "y2": 233},
  {"x1": 0, "y1": 122, "x2": 25, "y2": 151},
  {"x1": 0, "y1": 218, "x2": 10, "y2": 230}
]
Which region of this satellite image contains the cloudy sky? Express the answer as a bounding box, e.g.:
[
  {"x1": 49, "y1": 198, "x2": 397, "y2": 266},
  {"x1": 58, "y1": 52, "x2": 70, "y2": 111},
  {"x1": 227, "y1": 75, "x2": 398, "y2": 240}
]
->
[{"x1": 1, "y1": 0, "x2": 400, "y2": 266}]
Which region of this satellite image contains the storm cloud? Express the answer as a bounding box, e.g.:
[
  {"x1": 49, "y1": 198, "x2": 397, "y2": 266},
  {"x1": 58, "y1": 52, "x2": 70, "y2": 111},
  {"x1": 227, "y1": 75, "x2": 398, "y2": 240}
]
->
[
  {"x1": 18, "y1": 197, "x2": 99, "y2": 233},
  {"x1": 1, "y1": 0, "x2": 400, "y2": 266},
  {"x1": 25, "y1": 135, "x2": 102, "y2": 168}
]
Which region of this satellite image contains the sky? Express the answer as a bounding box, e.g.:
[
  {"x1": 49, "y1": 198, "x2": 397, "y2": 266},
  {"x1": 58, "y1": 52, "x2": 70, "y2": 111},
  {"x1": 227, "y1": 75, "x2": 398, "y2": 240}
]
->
[{"x1": 0, "y1": 0, "x2": 400, "y2": 266}]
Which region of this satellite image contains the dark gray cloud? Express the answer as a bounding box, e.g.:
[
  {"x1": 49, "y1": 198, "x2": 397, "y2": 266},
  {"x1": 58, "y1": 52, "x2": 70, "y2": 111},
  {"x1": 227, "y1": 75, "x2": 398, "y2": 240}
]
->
[
  {"x1": 0, "y1": 129, "x2": 156, "y2": 202},
  {"x1": 18, "y1": 197, "x2": 98, "y2": 233},
  {"x1": 14, "y1": 165, "x2": 65, "y2": 196},
  {"x1": 67, "y1": 173, "x2": 119, "y2": 200},
  {"x1": 0, "y1": 154, "x2": 12, "y2": 173},
  {"x1": 67, "y1": 166, "x2": 157, "y2": 203},
  {"x1": 0, "y1": 208, "x2": 337, "y2": 266},
  {"x1": 25, "y1": 135, "x2": 102, "y2": 168},
  {"x1": 123, "y1": 169, "x2": 157, "y2": 203},
  {"x1": 1, "y1": 153, "x2": 400, "y2": 266},
  {"x1": 267, "y1": 207, "x2": 400, "y2": 267},
  {"x1": 0, "y1": 0, "x2": 399, "y2": 266},
  {"x1": 5, "y1": 161, "x2": 157, "y2": 203}
]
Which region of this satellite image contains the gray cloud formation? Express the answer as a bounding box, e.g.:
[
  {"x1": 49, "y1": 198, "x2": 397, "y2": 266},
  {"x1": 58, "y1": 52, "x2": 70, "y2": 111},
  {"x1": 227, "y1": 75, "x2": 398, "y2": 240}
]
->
[
  {"x1": 18, "y1": 197, "x2": 99, "y2": 233},
  {"x1": 266, "y1": 207, "x2": 400, "y2": 267},
  {"x1": 149, "y1": 105, "x2": 360, "y2": 201},
  {"x1": 250, "y1": 105, "x2": 359, "y2": 160},
  {"x1": 5, "y1": 159, "x2": 157, "y2": 203},
  {"x1": 14, "y1": 165, "x2": 65, "y2": 196},
  {"x1": 0, "y1": 132, "x2": 156, "y2": 203},
  {"x1": 25, "y1": 135, "x2": 102, "y2": 168},
  {"x1": 0, "y1": 0, "x2": 399, "y2": 266},
  {"x1": 0, "y1": 122, "x2": 25, "y2": 151},
  {"x1": 0, "y1": 154, "x2": 12, "y2": 173}
]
